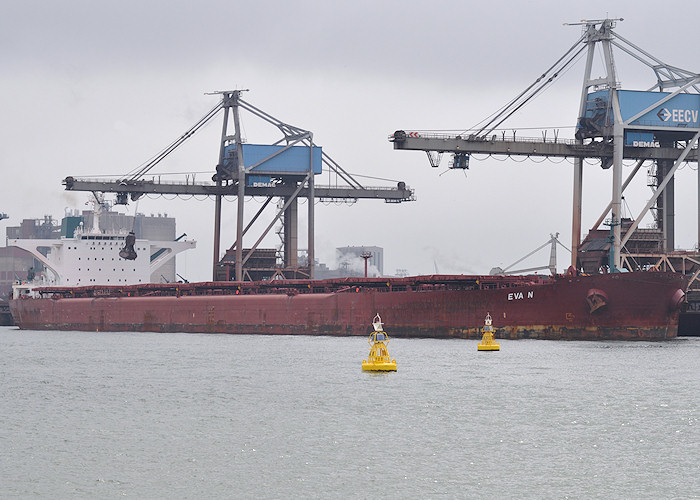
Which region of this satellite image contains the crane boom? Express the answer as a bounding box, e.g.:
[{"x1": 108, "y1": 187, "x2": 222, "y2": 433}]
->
[
  {"x1": 390, "y1": 130, "x2": 698, "y2": 162},
  {"x1": 62, "y1": 177, "x2": 414, "y2": 202}
]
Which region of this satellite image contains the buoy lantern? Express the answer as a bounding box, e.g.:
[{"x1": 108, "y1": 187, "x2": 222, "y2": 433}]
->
[
  {"x1": 477, "y1": 312, "x2": 500, "y2": 351},
  {"x1": 362, "y1": 314, "x2": 397, "y2": 371}
]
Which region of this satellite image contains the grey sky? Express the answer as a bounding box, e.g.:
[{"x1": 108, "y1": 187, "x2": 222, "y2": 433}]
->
[{"x1": 2, "y1": 0, "x2": 699, "y2": 281}]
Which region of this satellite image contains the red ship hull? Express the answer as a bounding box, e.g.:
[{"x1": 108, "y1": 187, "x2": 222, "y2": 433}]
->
[{"x1": 10, "y1": 272, "x2": 687, "y2": 340}]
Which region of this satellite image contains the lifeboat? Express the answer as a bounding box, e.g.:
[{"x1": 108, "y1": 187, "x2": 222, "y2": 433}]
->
[
  {"x1": 362, "y1": 314, "x2": 397, "y2": 371},
  {"x1": 477, "y1": 312, "x2": 500, "y2": 351}
]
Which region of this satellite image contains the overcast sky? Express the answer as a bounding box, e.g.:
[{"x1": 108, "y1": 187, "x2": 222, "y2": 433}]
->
[{"x1": 2, "y1": 0, "x2": 699, "y2": 281}]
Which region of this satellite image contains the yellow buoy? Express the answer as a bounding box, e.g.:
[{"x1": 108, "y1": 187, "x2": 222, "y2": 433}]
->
[
  {"x1": 362, "y1": 314, "x2": 397, "y2": 371},
  {"x1": 477, "y1": 312, "x2": 500, "y2": 351}
]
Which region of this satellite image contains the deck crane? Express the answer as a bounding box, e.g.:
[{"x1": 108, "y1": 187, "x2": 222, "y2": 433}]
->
[
  {"x1": 490, "y1": 233, "x2": 570, "y2": 276},
  {"x1": 390, "y1": 18, "x2": 700, "y2": 273}
]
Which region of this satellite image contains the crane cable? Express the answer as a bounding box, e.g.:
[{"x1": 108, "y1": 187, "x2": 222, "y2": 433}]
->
[
  {"x1": 123, "y1": 100, "x2": 224, "y2": 182},
  {"x1": 471, "y1": 32, "x2": 587, "y2": 138},
  {"x1": 478, "y1": 44, "x2": 588, "y2": 138}
]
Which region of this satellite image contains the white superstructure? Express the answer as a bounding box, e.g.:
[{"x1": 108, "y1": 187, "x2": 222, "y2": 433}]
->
[{"x1": 10, "y1": 222, "x2": 195, "y2": 287}]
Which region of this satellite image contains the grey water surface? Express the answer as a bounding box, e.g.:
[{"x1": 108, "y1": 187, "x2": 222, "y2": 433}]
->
[{"x1": 1, "y1": 327, "x2": 698, "y2": 499}]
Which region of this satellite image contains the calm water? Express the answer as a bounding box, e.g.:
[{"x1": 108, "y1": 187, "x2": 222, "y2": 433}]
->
[{"x1": 1, "y1": 326, "x2": 698, "y2": 499}]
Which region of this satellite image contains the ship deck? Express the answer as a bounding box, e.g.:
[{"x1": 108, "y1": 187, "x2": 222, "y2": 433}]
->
[{"x1": 32, "y1": 274, "x2": 553, "y2": 299}]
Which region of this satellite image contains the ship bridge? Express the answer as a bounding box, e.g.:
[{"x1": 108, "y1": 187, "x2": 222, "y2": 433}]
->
[{"x1": 10, "y1": 235, "x2": 195, "y2": 287}]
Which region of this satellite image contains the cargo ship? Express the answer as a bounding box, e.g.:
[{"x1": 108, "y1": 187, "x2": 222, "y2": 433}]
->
[
  {"x1": 10, "y1": 270, "x2": 688, "y2": 340},
  {"x1": 5, "y1": 180, "x2": 689, "y2": 340}
]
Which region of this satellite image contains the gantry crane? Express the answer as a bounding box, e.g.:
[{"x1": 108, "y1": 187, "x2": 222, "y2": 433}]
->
[
  {"x1": 63, "y1": 91, "x2": 414, "y2": 281},
  {"x1": 390, "y1": 18, "x2": 700, "y2": 274}
]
